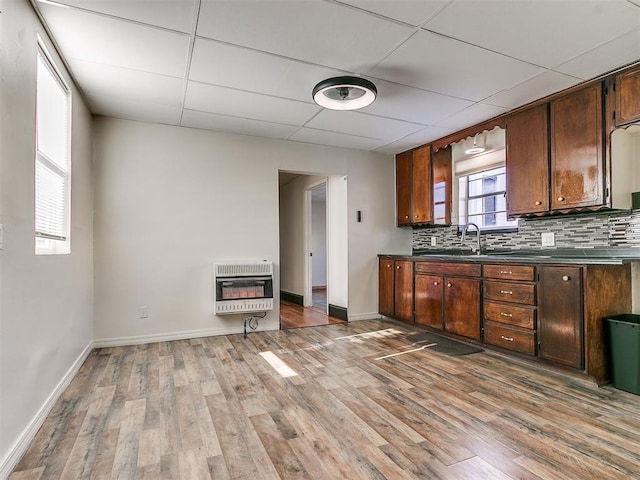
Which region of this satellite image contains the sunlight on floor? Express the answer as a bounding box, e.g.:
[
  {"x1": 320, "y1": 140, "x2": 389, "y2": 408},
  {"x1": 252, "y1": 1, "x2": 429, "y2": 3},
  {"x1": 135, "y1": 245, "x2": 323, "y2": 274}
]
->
[{"x1": 259, "y1": 350, "x2": 298, "y2": 378}]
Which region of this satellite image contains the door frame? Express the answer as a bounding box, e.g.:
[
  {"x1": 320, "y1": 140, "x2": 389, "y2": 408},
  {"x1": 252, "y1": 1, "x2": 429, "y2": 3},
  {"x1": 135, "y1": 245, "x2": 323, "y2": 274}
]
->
[{"x1": 304, "y1": 179, "x2": 328, "y2": 309}]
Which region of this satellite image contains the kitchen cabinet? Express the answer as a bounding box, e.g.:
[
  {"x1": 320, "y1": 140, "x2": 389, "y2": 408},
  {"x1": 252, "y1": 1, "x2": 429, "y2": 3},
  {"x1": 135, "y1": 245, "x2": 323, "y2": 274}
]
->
[
  {"x1": 394, "y1": 260, "x2": 414, "y2": 324},
  {"x1": 396, "y1": 145, "x2": 432, "y2": 226},
  {"x1": 431, "y1": 145, "x2": 452, "y2": 225},
  {"x1": 483, "y1": 264, "x2": 537, "y2": 356},
  {"x1": 414, "y1": 262, "x2": 481, "y2": 340},
  {"x1": 505, "y1": 105, "x2": 549, "y2": 216},
  {"x1": 550, "y1": 83, "x2": 605, "y2": 210},
  {"x1": 537, "y1": 266, "x2": 583, "y2": 369},
  {"x1": 378, "y1": 257, "x2": 413, "y2": 323},
  {"x1": 378, "y1": 258, "x2": 395, "y2": 317},
  {"x1": 614, "y1": 64, "x2": 640, "y2": 127}
]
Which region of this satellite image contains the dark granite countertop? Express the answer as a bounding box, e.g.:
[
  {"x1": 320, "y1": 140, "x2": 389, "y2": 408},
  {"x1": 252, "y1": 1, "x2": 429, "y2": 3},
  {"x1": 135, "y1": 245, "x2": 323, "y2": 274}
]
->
[{"x1": 379, "y1": 248, "x2": 640, "y2": 265}]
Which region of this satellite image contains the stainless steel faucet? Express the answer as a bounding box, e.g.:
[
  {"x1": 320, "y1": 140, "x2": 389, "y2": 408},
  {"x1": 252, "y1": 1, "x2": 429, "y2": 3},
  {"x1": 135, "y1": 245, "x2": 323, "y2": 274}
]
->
[{"x1": 461, "y1": 222, "x2": 481, "y2": 255}]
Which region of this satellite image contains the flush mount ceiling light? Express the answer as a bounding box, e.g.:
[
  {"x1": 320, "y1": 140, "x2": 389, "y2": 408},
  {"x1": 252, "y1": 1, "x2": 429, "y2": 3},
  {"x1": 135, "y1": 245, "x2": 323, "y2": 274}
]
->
[
  {"x1": 312, "y1": 76, "x2": 377, "y2": 111},
  {"x1": 465, "y1": 133, "x2": 486, "y2": 155}
]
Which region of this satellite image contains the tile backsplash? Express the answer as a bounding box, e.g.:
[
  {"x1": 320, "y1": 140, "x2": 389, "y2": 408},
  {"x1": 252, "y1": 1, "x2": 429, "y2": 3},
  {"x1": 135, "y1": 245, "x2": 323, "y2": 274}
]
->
[{"x1": 413, "y1": 210, "x2": 640, "y2": 251}]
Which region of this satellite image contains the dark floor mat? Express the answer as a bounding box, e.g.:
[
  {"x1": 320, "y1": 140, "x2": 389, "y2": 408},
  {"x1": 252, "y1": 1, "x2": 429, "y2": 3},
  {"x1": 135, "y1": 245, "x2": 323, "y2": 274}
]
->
[{"x1": 405, "y1": 331, "x2": 483, "y2": 356}]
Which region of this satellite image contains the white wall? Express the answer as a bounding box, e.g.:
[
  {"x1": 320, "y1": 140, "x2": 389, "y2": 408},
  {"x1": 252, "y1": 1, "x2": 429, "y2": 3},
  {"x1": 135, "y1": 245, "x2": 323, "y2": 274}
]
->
[
  {"x1": 311, "y1": 192, "x2": 327, "y2": 287},
  {"x1": 0, "y1": 0, "x2": 94, "y2": 473},
  {"x1": 93, "y1": 117, "x2": 410, "y2": 342}
]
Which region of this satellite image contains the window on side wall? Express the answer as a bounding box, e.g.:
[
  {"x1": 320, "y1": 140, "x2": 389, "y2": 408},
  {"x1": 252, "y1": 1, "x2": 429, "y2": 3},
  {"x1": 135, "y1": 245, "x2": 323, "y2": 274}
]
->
[
  {"x1": 453, "y1": 130, "x2": 517, "y2": 232},
  {"x1": 35, "y1": 42, "x2": 71, "y2": 255}
]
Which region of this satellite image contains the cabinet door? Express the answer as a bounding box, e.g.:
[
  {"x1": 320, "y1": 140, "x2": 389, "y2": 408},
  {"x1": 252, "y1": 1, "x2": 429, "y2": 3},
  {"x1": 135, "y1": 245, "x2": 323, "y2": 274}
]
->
[
  {"x1": 506, "y1": 105, "x2": 549, "y2": 215},
  {"x1": 396, "y1": 151, "x2": 413, "y2": 226},
  {"x1": 444, "y1": 277, "x2": 481, "y2": 340},
  {"x1": 378, "y1": 258, "x2": 395, "y2": 317},
  {"x1": 538, "y1": 266, "x2": 583, "y2": 369},
  {"x1": 415, "y1": 274, "x2": 444, "y2": 329},
  {"x1": 550, "y1": 84, "x2": 604, "y2": 210},
  {"x1": 431, "y1": 146, "x2": 451, "y2": 225},
  {"x1": 616, "y1": 66, "x2": 640, "y2": 126},
  {"x1": 412, "y1": 145, "x2": 432, "y2": 224},
  {"x1": 394, "y1": 260, "x2": 414, "y2": 324}
]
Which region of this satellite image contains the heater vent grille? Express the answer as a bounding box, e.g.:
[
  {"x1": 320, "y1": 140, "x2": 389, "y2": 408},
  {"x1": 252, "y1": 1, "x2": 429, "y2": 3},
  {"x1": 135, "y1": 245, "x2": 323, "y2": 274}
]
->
[{"x1": 215, "y1": 261, "x2": 272, "y2": 277}]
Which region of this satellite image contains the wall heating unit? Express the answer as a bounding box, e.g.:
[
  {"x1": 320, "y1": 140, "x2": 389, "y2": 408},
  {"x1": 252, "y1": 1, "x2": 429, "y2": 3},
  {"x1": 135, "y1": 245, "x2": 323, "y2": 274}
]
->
[{"x1": 213, "y1": 261, "x2": 274, "y2": 315}]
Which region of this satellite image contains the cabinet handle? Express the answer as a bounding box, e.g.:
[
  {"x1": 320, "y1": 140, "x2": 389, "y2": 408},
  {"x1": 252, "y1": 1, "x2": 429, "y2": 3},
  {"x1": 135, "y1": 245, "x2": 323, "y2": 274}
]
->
[
  {"x1": 535, "y1": 201, "x2": 542, "y2": 206},
  {"x1": 386, "y1": 264, "x2": 391, "y2": 268},
  {"x1": 557, "y1": 196, "x2": 565, "y2": 202},
  {"x1": 433, "y1": 281, "x2": 439, "y2": 286},
  {"x1": 501, "y1": 335, "x2": 514, "y2": 342},
  {"x1": 415, "y1": 215, "x2": 419, "y2": 218},
  {"x1": 396, "y1": 266, "x2": 401, "y2": 269},
  {"x1": 405, "y1": 215, "x2": 409, "y2": 219},
  {"x1": 500, "y1": 312, "x2": 513, "y2": 317},
  {"x1": 500, "y1": 290, "x2": 513, "y2": 295},
  {"x1": 447, "y1": 283, "x2": 452, "y2": 288},
  {"x1": 562, "y1": 275, "x2": 570, "y2": 281},
  {"x1": 499, "y1": 270, "x2": 513, "y2": 275}
]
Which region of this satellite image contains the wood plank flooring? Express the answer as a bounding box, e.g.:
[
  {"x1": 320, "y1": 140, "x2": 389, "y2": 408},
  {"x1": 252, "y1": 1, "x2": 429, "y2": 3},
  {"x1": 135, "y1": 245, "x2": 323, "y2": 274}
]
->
[
  {"x1": 10, "y1": 319, "x2": 640, "y2": 479},
  {"x1": 279, "y1": 300, "x2": 344, "y2": 329}
]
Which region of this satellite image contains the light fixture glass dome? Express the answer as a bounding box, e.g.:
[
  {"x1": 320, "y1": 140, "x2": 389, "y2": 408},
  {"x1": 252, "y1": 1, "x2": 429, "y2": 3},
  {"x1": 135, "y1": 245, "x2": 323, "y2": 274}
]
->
[{"x1": 312, "y1": 76, "x2": 377, "y2": 110}]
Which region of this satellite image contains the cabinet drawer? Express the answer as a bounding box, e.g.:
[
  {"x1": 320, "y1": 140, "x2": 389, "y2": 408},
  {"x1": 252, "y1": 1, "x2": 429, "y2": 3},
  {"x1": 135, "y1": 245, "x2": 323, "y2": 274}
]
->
[
  {"x1": 484, "y1": 280, "x2": 535, "y2": 305},
  {"x1": 415, "y1": 262, "x2": 481, "y2": 277},
  {"x1": 483, "y1": 264, "x2": 535, "y2": 281},
  {"x1": 484, "y1": 321, "x2": 536, "y2": 356},
  {"x1": 483, "y1": 301, "x2": 535, "y2": 329}
]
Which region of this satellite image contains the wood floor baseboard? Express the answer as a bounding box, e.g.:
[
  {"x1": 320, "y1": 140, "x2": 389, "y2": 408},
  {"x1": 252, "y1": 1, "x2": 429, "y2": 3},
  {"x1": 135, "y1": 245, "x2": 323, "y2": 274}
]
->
[
  {"x1": 0, "y1": 341, "x2": 93, "y2": 479},
  {"x1": 280, "y1": 290, "x2": 303, "y2": 306}
]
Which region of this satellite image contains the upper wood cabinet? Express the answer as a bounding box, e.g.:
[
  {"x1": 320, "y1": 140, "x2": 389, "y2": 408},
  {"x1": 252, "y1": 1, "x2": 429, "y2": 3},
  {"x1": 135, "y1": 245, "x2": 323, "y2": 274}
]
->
[
  {"x1": 396, "y1": 145, "x2": 432, "y2": 226},
  {"x1": 506, "y1": 104, "x2": 549, "y2": 216},
  {"x1": 550, "y1": 83, "x2": 605, "y2": 210},
  {"x1": 614, "y1": 64, "x2": 640, "y2": 127},
  {"x1": 431, "y1": 146, "x2": 452, "y2": 225}
]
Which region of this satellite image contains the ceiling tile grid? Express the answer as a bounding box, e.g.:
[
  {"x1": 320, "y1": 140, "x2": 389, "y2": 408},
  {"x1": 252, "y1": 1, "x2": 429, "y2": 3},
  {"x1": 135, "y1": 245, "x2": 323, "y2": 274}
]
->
[{"x1": 34, "y1": 0, "x2": 640, "y2": 154}]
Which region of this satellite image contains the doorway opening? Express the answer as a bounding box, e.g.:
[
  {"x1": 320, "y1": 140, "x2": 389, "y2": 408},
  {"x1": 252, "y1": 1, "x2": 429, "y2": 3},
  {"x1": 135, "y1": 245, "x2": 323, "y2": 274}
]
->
[{"x1": 278, "y1": 172, "x2": 347, "y2": 329}]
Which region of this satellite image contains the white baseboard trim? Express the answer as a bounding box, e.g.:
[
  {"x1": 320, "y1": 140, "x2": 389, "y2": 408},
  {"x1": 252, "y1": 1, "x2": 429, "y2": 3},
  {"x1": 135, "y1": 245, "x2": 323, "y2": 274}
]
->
[
  {"x1": 348, "y1": 312, "x2": 382, "y2": 321},
  {"x1": 0, "y1": 341, "x2": 93, "y2": 480},
  {"x1": 93, "y1": 324, "x2": 278, "y2": 348}
]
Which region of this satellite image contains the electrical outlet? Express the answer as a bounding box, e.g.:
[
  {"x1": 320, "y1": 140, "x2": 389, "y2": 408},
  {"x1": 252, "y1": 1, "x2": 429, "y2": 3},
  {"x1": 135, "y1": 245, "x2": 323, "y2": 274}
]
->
[
  {"x1": 138, "y1": 306, "x2": 148, "y2": 319},
  {"x1": 541, "y1": 232, "x2": 555, "y2": 247},
  {"x1": 430, "y1": 236, "x2": 437, "y2": 247}
]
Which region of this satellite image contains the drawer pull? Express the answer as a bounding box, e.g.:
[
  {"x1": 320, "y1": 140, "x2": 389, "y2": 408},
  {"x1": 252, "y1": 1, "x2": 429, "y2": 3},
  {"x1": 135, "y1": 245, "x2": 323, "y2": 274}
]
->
[
  {"x1": 557, "y1": 196, "x2": 565, "y2": 202},
  {"x1": 535, "y1": 201, "x2": 542, "y2": 206},
  {"x1": 501, "y1": 335, "x2": 514, "y2": 342},
  {"x1": 562, "y1": 275, "x2": 570, "y2": 281},
  {"x1": 500, "y1": 290, "x2": 513, "y2": 295},
  {"x1": 499, "y1": 270, "x2": 513, "y2": 275},
  {"x1": 500, "y1": 312, "x2": 513, "y2": 317}
]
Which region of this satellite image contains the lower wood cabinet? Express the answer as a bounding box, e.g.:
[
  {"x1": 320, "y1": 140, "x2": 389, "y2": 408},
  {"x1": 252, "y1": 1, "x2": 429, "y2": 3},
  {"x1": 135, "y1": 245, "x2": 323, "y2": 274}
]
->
[
  {"x1": 415, "y1": 262, "x2": 481, "y2": 340},
  {"x1": 484, "y1": 321, "x2": 536, "y2": 355},
  {"x1": 538, "y1": 265, "x2": 583, "y2": 369},
  {"x1": 378, "y1": 257, "x2": 413, "y2": 323},
  {"x1": 378, "y1": 258, "x2": 395, "y2": 318}
]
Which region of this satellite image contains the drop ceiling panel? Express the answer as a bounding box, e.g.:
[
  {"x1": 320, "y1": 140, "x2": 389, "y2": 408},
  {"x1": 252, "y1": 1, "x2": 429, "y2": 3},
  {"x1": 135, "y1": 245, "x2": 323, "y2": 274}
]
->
[
  {"x1": 305, "y1": 109, "x2": 425, "y2": 142},
  {"x1": 181, "y1": 110, "x2": 299, "y2": 140},
  {"x1": 41, "y1": 0, "x2": 197, "y2": 33},
  {"x1": 483, "y1": 71, "x2": 581, "y2": 110},
  {"x1": 370, "y1": 30, "x2": 544, "y2": 101},
  {"x1": 184, "y1": 82, "x2": 321, "y2": 125},
  {"x1": 196, "y1": 0, "x2": 413, "y2": 72},
  {"x1": 424, "y1": 0, "x2": 640, "y2": 69},
  {"x1": 337, "y1": 0, "x2": 449, "y2": 26},
  {"x1": 362, "y1": 79, "x2": 473, "y2": 125},
  {"x1": 68, "y1": 59, "x2": 184, "y2": 107},
  {"x1": 374, "y1": 126, "x2": 456, "y2": 154},
  {"x1": 189, "y1": 38, "x2": 345, "y2": 102},
  {"x1": 38, "y1": 3, "x2": 190, "y2": 77},
  {"x1": 435, "y1": 103, "x2": 507, "y2": 130},
  {"x1": 88, "y1": 94, "x2": 181, "y2": 125},
  {"x1": 290, "y1": 128, "x2": 385, "y2": 151},
  {"x1": 554, "y1": 28, "x2": 640, "y2": 80}
]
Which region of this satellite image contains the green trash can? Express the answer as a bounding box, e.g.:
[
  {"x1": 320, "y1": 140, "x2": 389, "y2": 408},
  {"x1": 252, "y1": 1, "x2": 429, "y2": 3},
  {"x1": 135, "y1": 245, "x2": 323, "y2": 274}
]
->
[{"x1": 605, "y1": 314, "x2": 640, "y2": 395}]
